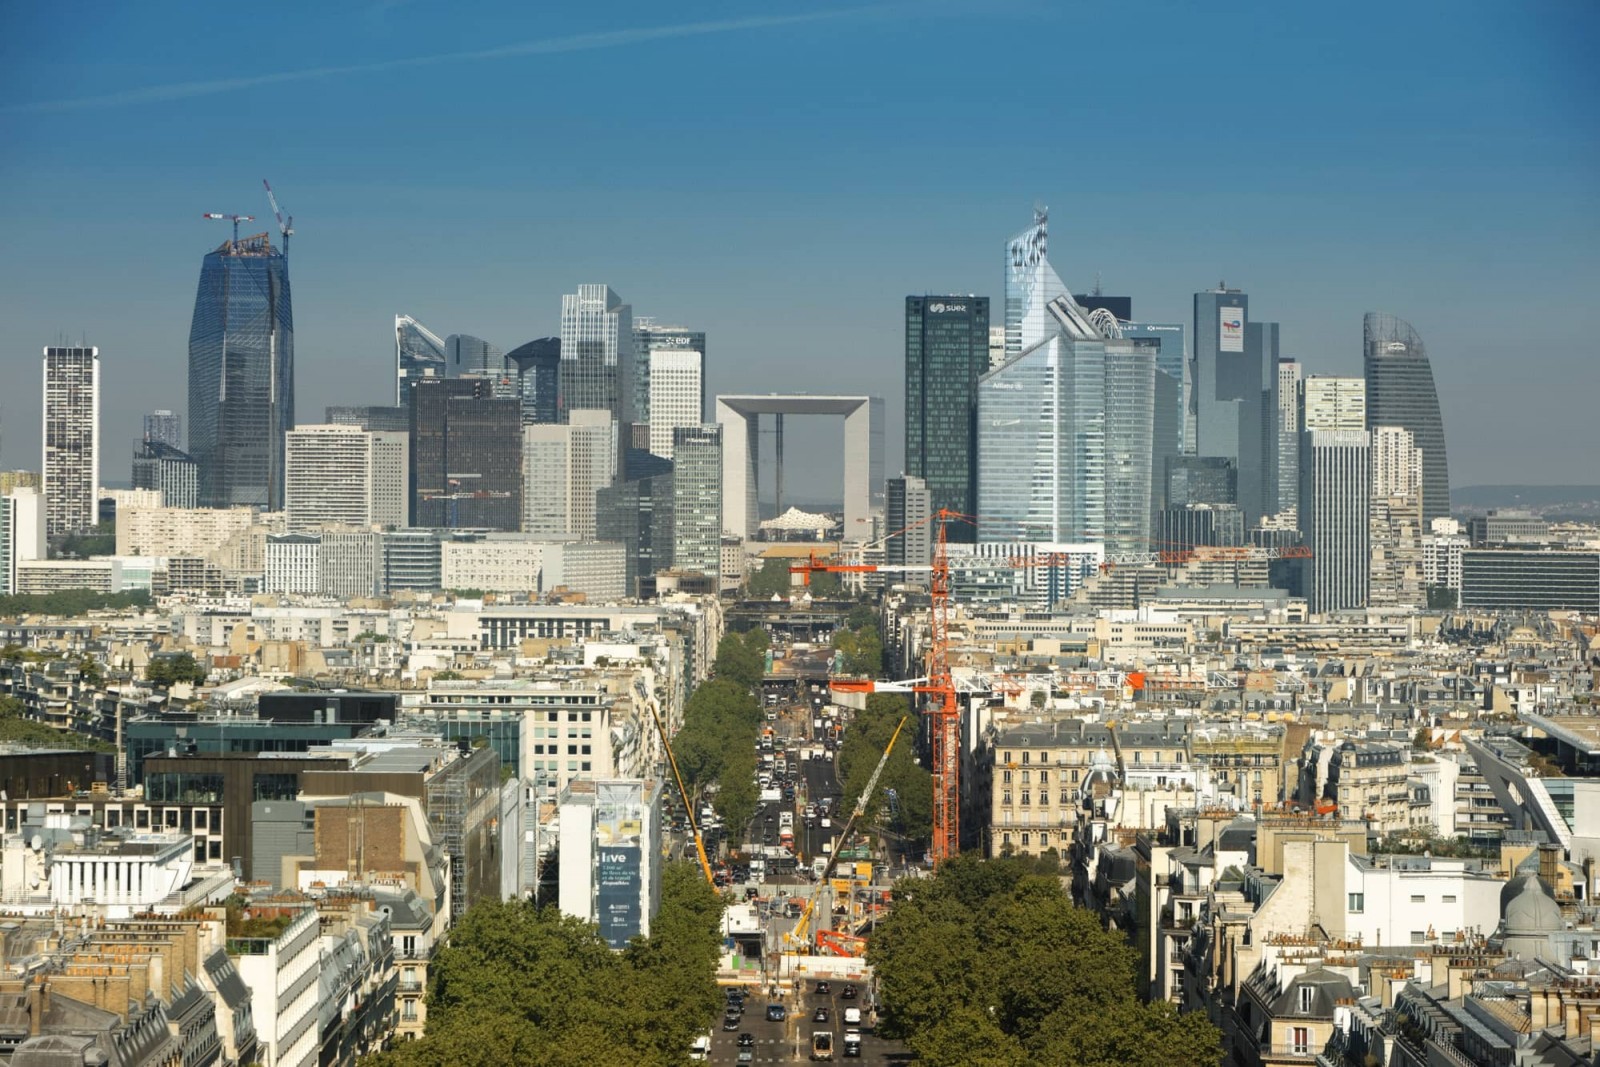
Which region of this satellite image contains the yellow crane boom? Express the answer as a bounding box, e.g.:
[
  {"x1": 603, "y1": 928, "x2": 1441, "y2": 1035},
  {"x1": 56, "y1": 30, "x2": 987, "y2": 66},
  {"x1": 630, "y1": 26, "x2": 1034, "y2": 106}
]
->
[{"x1": 644, "y1": 698, "x2": 716, "y2": 887}]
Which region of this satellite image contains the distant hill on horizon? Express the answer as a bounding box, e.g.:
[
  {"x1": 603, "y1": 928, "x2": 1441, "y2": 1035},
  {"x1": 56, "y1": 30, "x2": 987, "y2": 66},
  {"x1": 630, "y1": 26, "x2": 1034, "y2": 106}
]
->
[{"x1": 1452, "y1": 485, "x2": 1600, "y2": 513}]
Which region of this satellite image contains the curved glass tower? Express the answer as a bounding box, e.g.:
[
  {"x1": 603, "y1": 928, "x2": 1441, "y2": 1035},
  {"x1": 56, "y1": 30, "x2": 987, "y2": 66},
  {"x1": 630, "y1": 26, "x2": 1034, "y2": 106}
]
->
[
  {"x1": 1364, "y1": 313, "x2": 1449, "y2": 523},
  {"x1": 188, "y1": 233, "x2": 294, "y2": 509}
]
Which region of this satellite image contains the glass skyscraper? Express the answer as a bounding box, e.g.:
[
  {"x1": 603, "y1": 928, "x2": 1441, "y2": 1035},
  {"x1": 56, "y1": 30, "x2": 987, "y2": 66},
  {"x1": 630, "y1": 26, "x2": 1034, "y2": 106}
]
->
[
  {"x1": 395, "y1": 315, "x2": 447, "y2": 405},
  {"x1": 559, "y1": 284, "x2": 634, "y2": 427},
  {"x1": 1364, "y1": 312, "x2": 1450, "y2": 524},
  {"x1": 189, "y1": 233, "x2": 293, "y2": 509},
  {"x1": 904, "y1": 295, "x2": 988, "y2": 537},
  {"x1": 1003, "y1": 208, "x2": 1069, "y2": 362},
  {"x1": 1192, "y1": 287, "x2": 1278, "y2": 525},
  {"x1": 408, "y1": 378, "x2": 523, "y2": 530},
  {"x1": 633, "y1": 321, "x2": 705, "y2": 447},
  {"x1": 505, "y1": 337, "x2": 561, "y2": 425},
  {"x1": 671, "y1": 425, "x2": 722, "y2": 580}
]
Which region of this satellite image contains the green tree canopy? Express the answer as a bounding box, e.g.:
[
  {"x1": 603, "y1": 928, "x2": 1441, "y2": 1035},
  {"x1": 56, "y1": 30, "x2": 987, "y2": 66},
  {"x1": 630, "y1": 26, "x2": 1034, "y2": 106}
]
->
[
  {"x1": 0, "y1": 590, "x2": 150, "y2": 618},
  {"x1": 0, "y1": 696, "x2": 114, "y2": 753},
  {"x1": 367, "y1": 864, "x2": 724, "y2": 1067},
  {"x1": 146, "y1": 652, "x2": 205, "y2": 686},
  {"x1": 712, "y1": 631, "x2": 765, "y2": 689},
  {"x1": 869, "y1": 854, "x2": 1221, "y2": 1067},
  {"x1": 837, "y1": 694, "x2": 931, "y2": 843}
]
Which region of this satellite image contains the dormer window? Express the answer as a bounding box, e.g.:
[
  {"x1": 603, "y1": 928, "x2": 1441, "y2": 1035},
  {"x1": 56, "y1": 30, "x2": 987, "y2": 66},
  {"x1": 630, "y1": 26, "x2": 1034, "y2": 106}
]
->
[{"x1": 1298, "y1": 986, "x2": 1313, "y2": 1013}]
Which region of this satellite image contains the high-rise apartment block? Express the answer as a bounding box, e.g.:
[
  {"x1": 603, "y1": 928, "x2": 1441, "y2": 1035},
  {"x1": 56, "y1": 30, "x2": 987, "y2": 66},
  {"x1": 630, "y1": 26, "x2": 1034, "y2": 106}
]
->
[
  {"x1": 131, "y1": 440, "x2": 200, "y2": 509},
  {"x1": 143, "y1": 409, "x2": 182, "y2": 450},
  {"x1": 905, "y1": 296, "x2": 988, "y2": 537},
  {"x1": 1372, "y1": 425, "x2": 1424, "y2": 499},
  {"x1": 408, "y1": 378, "x2": 522, "y2": 530},
  {"x1": 284, "y1": 424, "x2": 409, "y2": 532},
  {"x1": 671, "y1": 425, "x2": 722, "y2": 580},
  {"x1": 560, "y1": 284, "x2": 633, "y2": 426},
  {"x1": 41, "y1": 346, "x2": 100, "y2": 536},
  {"x1": 264, "y1": 533, "x2": 321, "y2": 594},
  {"x1": 1365, "y1": 312, "x2": 1450, "y2": 523},
  {"x1": 1271, "y1": 358, "x2": 1302, "y2": 524},
  {"x1": 395, "y1": 315, "x2": 448, "y2": 405},
  {"x1": 0, "y1": 490, "x2": 46, "y2": 596},
  {"x1": 885, "y1": 475, "x2": 933, "y2": 568},
  {"x1": 521, "y1": 411, "x2": 617, "y2": 539},
  {"x1": 189, "y1": 232, "x2": 294, "y2": 509}
]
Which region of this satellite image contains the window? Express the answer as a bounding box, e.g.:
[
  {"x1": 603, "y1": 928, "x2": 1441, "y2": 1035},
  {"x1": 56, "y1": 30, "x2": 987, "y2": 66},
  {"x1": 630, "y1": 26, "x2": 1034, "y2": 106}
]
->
[
  {"x1": 1020, "y1": 792, "x2": 1031, "y2": 806},
  {"x1": 1001, "y1": 833, "x2": 1012, "y2": 847},
  {"x1": 1347, "y1": 893, "x2": 1364, "y2": 913},
  {"x1": 1021, "y1": 770, "x2": 1031, "y2": 784},
  {"x1": 1291, "y1": 1026, "x2": 1310, "y2": 1054},
  {"x1": 1442, "y1": 895, "x2": 1457, "y2": 904},
  {"x1": 1038, "y1": 752, "x2": 1047, "y2": 764},
  {"x1": 1410, "y1": 931, "x2": 1426, "y2": 944},
  {"x1": 1004, "y1": 752, "x2": 1012, "y2": 764},
  {"x1": 1038, "y1": 770, "x2": 1049, "y2": 784},
  {"x1": 1059, "y1": 791, "x2": 1071, "y2": 805},
  {"x1": 1002, "y1": 770, "x2": 1012, "y2": 784},
  {"x1": 1002, "y1": 791, "x2": 1012, "y2": 805},
  {"x1": 1020, "y1": 833, "x2": 1030, "y2": 847},
  {"x1": 1298, "y1": 987, "x2": 1313, "y2": 1013},
  {"x1": 1038, "y1": 832, "x2": 1049, "y2": 846},
  {"x1": 1410, "y1": 895, "x2": 1425, "y2": 903},
  {"x1": 1022, "y1": 752, "x2": 1030, "y2": 765},
  {"x1": 1133, "y1": 751, "x2": 1141, "y2": 764}
]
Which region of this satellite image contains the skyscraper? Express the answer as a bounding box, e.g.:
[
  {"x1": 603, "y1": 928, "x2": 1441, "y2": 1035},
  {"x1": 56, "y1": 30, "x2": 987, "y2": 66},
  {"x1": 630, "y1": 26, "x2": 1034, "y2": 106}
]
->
[
  {"x1": 505, "y1": 338, "x2": 561, "y2": 425},
  {"x1": 633, "y1": 321, "x2": 705, "y2": 449},
  {"x1": 284, "y1": 424, "x2": 409, "y2": 532},
  {"x1": 646, "y1": 345, "x2": 705, "y2": 461},
  {"x1": 520, "y1": 411, "x2": 617, "y2": 539},
  {"x1": 1003, "y1": 208, "x2": 1069, "y2": 362},
  {"x1": 559, "y1": 284, "x2": 634, "y2": 427},
  {"x1": 0, "y1": 490, "x2": 46, "y2": 596},
  {"x1": 1364, "y1": 312, "x2": 1450, "y2": 523},
  {"x1": 1192, "y1": 287, "x2": 1275, "y2": 524},
  {"x1": 1119, "y1": 322, "x2": 1187, "y2": 511},
  {"x1": 408, "y1": 378, "x2": 522, "y2": 530},
  {"x1": 1299, "y1": 376, "x2": 1371, "y2": 613},
  {"x1": 143, "y1": 410, "x2": 182, "y2": 450},
  {"x1": 671, "y1": 425, "x2": 722, "y2": 580},
  {"x1": 189, "y1": 232, "x2": 293, "y2": 509},
  {"x1": 597, "y1": 449, "x2": 674, "y2": 596},
  {"x1": 885, "y1": 475, "x2": 933, "y2": 568},
  {"x1": 41, "y1": 346, "x2": 100, "y2": 536},
  {"x1": 904, "y1": 295, "x2": 989, "y2": 536},
  {"x1": 395, "y1": 315, "x2": 448, "y2": 405},
  {"x1": 446, "y1": 334, "x2": 506, "y2": 379},
  {"x1": 977, "y1": 296, "x2": 1154, "y2": 553},
  {"x1": 131, "y1": 440, "x2": 199, "y2": 509},
  {"x1": 1271, "y1": 358, "x2": 1302, "y2": 523}
]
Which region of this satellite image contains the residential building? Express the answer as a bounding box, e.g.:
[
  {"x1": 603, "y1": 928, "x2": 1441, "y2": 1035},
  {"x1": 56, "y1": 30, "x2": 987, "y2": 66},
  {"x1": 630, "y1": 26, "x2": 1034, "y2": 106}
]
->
[
  {"x1": 318, "y1": 525, "x2": 384, "y2": 600},
  {"x1": 408, "y1": 378, "x2": 522, "y2": 530},
  {"x1": 131, "y1": 440, "x2": 200, "y2": 508},
  {"x1": 671, "y1": 424, "x2": 722, "y2": 581},
  {"x1": 1364, "y1": 311, "x2": 1449, "y2": 523},
  {"x1": 1371, "y1": 425, "x2": 1423, "y2": 499},
  {"x1": 1467, "y1": 508, "x2": 1549, "y2": 546},
  {"x1": 189, "y1": 232, "x2": 294, "y2": 509},
  {"x1": 228, "y1": 902, "x2": 320, "y2": 1067},
  {"x1": 557, "y1": 778, "x2": 664, "y2": 948},
  {"x1": 381, "y1": 528, "x2": 442, "y2": 593},
  {"x1": 143, "y1": 409, "x2": 182, "y2": 450},
  {"x1": 1459, "y1": 548, "x2": 1600, "y2": 612},
  {"x1": 284, "y1": 424, "x2": 408, "y2": 532},
  {"x1": 1271, "y1": 357, "x2": 1301, "y2": 522},
  {"x1": 1422, "y1": 522, "x2": 1467, "y2": 591},
  {"x1": 394, "y1": 314, "x2": 447, "y2": 406},
  {"x1": 264, "y1": 533, "x2": 321, "y2": 595},
  {"x1": 0, "y1": 471, "x2": 40, "y2": 496},
  {"x1": 440, "y1": 535, "x2": 546, "y2": 593},
  {"x1": 559, "y1": 283, "x2": 634, "y2": 426},
  {"x1": 116, "y1": 504, "x2": 260, "y2": 558},
  {"x1": 521, "y1": 410, "x2": 617, "y2": 539},
  {"x1": 1298, "y1": 736, "x2": 1412, "y2": 834},
  {"x1": 885, "y1": 474, "x2": 932, "y2": 568},
  {"x1": 0, "y1": 489, "x2": 46, "y2": 596},
  {"x1": 904, "y1": 295, "x2": 989, "y2": 535},
  {"x1": 41, "y1": 345, "x2": 100, "y2": 536},
  {"x1": 541, "y1": 541, "x2": 627, "y2": 601}
]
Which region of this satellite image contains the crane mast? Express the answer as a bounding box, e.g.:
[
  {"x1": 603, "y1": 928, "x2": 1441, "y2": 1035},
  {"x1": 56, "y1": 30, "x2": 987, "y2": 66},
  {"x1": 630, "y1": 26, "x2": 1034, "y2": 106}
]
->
[{"x1": 642, "y1": 697, "x2": 716, "y2": 887}]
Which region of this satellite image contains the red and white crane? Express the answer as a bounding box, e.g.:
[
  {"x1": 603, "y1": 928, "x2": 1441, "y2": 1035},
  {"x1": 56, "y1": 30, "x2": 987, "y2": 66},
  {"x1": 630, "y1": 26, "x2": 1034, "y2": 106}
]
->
[{"x1": 201, "y1": 212, "x2": 255, "y2": 245}]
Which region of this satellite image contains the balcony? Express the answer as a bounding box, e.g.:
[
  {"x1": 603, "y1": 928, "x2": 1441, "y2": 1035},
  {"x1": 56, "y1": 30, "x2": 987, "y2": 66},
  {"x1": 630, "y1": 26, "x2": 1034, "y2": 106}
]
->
[
  {"x1": 1259, "y1": 1043, "x2": 1321, "y2": 1061},
  {"x1": 398, "y1": 979, "x2": 424, "y2": 993}
]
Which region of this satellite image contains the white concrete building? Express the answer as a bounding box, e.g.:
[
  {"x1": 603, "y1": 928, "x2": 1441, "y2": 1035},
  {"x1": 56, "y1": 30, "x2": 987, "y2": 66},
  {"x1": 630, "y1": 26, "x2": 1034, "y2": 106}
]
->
[
  {"x1": 117, "y1": 505, "x2": 260, "y2": 558},
  {"x1": 42, "y1": 345, "x2": 100, "y2": 536},
  {"x1": 557, "y1": 778, "x2": 663, "y2": 947},
  {"x1": 264, "y1": 533, "x2": 322, "y2": 595},
  {"x1": 284, "y1": 424, "x2": 408, "y2": 532},
  {"x1": 440, "y1": 535, "x2": 545, "y2": 594},
  {"x1": 647, "y1": 347, "x2": 703, "y2": 460},
  {"x1": 0, "y1": 489, "x2": 46, "y2": 596},
  {"x1": 521, "y1": 410, "x2": 616, "y2": 539},
  {"x1": 231, "y1": 903, "x2": 321, "y2": 1067}
]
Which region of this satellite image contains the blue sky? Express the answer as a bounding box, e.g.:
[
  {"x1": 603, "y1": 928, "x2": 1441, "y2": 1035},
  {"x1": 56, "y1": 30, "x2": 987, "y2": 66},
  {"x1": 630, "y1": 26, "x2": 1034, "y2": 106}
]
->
[{"x1": 2, "y1": 0, "x2": 1596, "y2": 497}]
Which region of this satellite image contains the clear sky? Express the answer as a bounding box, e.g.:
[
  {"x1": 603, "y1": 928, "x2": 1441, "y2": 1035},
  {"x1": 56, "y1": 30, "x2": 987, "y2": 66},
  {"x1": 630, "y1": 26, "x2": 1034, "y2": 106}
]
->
[{"x1": 2, "y1": 0, "x2": 1596, "y2": 499}]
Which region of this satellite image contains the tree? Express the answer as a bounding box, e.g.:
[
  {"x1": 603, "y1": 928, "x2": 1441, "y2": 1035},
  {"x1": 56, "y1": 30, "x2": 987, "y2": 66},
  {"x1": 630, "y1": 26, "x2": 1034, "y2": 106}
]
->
[
  {"x1": 146, "y1": 653, "x2": 204, "y2": 686},
  {"x1": 837, "y1": 694, "x2": 931, "y2": 842},
  {"x1": 744, "y1": 558, "x2": 794, "y2": 598},
  {"x1": 713, "y1": 632, "x2": 763, "y2": 689},
  {"x1": 868, "y1": 855, "x2": 1222, "y2": 1067},
  {"x1": 831, "y1": 624, "x2": 883, "y2": 678}
]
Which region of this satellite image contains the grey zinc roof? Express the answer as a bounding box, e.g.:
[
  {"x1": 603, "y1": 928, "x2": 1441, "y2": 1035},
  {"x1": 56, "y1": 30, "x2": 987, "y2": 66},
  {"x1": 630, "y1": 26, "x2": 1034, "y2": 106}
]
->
[{"x1": 1268, "y1": 968, "x2": 1356, "y2": 1019}]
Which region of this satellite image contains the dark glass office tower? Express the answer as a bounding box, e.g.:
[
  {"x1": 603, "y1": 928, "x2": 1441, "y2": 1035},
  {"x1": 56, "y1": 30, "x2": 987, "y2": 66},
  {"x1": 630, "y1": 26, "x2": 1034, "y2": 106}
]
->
[
  {"x1": 597, "y1": 448, "x2": 674, "y2": 595},
  {"x1": 505, "y1": 338, "x2": 561, "y2": 425},
  {"x1": 188, "y1": 233, "x2": 293, "y2": 508},
  {"x1": 1364, "y1": 312, "x2": 1450, "y2": 524},
  {"x1": 905, "y1": 296, "x2": 989, "y2": 541},
  {"x1": 408, "y1": 379, "x2": 522, "y2": 529},
  {"x1": 395, "y1": 315, "x2": 447, "y2": 405}
]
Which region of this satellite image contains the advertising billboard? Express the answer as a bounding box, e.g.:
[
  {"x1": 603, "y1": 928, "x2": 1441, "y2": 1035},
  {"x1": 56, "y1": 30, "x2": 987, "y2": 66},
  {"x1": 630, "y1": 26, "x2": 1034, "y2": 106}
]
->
[
  {"x1": 1219, "y1": 305, "x2": 1245, "y2": 353},
  {"x1": 595, "y1": 781, "x2": 646, "y2": 948}
]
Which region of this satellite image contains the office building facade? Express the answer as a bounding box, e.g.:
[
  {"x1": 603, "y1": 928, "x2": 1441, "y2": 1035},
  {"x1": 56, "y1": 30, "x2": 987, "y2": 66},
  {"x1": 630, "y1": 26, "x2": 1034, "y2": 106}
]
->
[
  {"x1": 131, "y1": 440, "x2": 200, "y2": 509},
  {"x1": 505, "y1": 337, "x2": 561, "y2": 425},
  {"x1": 1460, "y1": 550, "x2": 1600, "y2": 613},
  {"x1": 446, "y1": 334, "x2": 505, "y2": 380},
  {"x1": 0, "y1": 490, "x2": 46, "y2": 596},
  {"x1": 317, "y1": 525, "x2": 384, "y2": 600},
  {"x1": 671, "y1": 425, "x2": 722, "y2": 580},
  {"x1": 597, "y1": 450, "x2": 674, "y2": 595},
  {"x1": 1003, "y1": 208, "x2": 1069, "y2": 362},
  {"x1": 905, "y1": 295, "x2": 988, "y2": 537},
  {"x1": 381, "y1": 529, "x2": 442, "y2": 592},
  {"x1": 559, "y1": 284, "x2": 633, "y2": 426},
  {"x1": 1364, "y1": 312, "x2": 1450, "y2": 523},
  {"x1": 284, "y1": 424, "x2": 409, "y2": 532},
  {"x1": 264, "y1": 533, "x2": 321, "y2": 595},
  {"x1": 1158, "y1": 503, "x2": 1246, "y2": 549},
  {"x1": 143, "y1": 409, "x2": 182, "y2": 450},
  {"x1": 1301, "y1": 375, "x2": 1367, "y2": 432},
  {"x1": 1272, "y1": 358, "x2": 1302, "y2": 523},
  {"x1": 408, "y1": 379, "x2": 522, "y2": 530},
  {"x1": 326, "y1": 405, "x2": 409, "y2": 433},
  {"x1": 1299, "y1": 429, "x2": 1371, "y2": 613},
  {"x1": 1166, "y1": 456, "x2": 1237, "y2": 508},
  {"x1": 395, "y1": 315, "x2": 448, "y2": 405},
  {"x1": 647, "y1": 346, "x2": 704, "y2": 461},
  {"x1": 1121, "y1": 322, "x2": 1187, "y2": 511},
  {"x1": 885, "y1": 474, "x2": 933, "y2": 568},
  {"x1": 521, "y1": 410, "x2": 617, "y2": 539},
  {"x1": 189, "y1": 233, "x2": 294, "y2": 509},
  {"x1": 1193, "y1": 288, "x2": 1277, "y2": 524},
  {"x1": 41, "y1": 346, "x2": 101, "y2": 536},
  {"x1": 633, "y1": 321, "x2": 704, "y2": 449}
]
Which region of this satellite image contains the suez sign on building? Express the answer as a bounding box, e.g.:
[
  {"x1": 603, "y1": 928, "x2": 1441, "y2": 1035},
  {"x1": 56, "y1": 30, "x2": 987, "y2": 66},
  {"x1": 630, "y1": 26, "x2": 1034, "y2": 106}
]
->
[
  {"x1": 926, "y1": 301, "x2": 970, "y2": 315},
  {"x1": 1219, "y1": 305, "x2": 1246, "y2": 352}
]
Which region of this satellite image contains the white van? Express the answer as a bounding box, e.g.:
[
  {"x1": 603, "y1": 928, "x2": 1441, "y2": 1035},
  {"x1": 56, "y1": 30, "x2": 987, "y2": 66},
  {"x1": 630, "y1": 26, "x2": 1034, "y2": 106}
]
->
[
  {"x1": 689, "y1": 1033, "x2": 712, "y2": 1060},
  {"x1": 843, "y1": 1006, "x2": 862, "y2": 1026}
]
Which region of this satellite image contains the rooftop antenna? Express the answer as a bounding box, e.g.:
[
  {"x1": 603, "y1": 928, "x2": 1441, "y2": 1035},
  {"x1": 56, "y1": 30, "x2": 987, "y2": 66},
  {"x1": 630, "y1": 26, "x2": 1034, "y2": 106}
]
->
[
  {"x1": 1092, "y1": 271, "x2": 1103, "y2": 298},
  {"x1": 262, "y1": 179, "x2": 293, "y2": 255}
]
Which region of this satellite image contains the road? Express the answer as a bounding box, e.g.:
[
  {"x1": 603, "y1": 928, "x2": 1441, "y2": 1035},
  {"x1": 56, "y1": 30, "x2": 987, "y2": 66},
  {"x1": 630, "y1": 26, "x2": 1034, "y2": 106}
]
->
[{"x1": 705, "y1": 980, "x2": 909, "y2": 1065}]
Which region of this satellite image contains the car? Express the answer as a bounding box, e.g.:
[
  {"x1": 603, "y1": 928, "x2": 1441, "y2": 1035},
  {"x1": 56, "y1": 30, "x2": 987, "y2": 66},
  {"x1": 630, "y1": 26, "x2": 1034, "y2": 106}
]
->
[
  {"x1": 737, "y1": 1032, "x2": 755, "y2": 1047},
  {"x1": 723, "y1": 1014, "x2": 741, "y2": 1031},
  {"x1": 813, "y1": 1006, "x2": 830, "y2": 1023},
  {"x1": 815, "y1": 981, "x2": 831, "y2": 995},
  {"x1": 766, "y1": 1003, "x2": 787, "y2": 1022},
  {"x1": 841, "y1": 984, "x2": 857, "y2": 1000},
  {"x1": 737, "y1": 1051, "x2": 754, "y2": 1064},
  {"x1": 843, "y1": 1006, "x2": 862, "y2": 1025}
]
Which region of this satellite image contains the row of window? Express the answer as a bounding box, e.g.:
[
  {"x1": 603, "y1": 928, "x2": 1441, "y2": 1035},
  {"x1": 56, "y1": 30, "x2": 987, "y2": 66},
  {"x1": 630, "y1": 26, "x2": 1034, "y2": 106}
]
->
[
  {"x1": 531, "y1": 744, "x2": 592, "y2": 756},
  {"x1": 999, "y1": 791, "x2": 1076, "y2": 806},
  {"x1": 998, "y1": 831, "x2": 1052, "y2": 848},
  {"x1": 1001, "y1": 749, "x2": 1183, "y2": 765},
  {"x1": 1346, "y1": 892, "x2": 1457, "y2": 913}
]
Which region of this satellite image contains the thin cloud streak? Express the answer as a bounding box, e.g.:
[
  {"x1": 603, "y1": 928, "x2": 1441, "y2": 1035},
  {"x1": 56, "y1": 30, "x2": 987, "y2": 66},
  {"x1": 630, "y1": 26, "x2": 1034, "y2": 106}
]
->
[{"x1": 3, "y1": 8, "x2": 891, "y2": 115}]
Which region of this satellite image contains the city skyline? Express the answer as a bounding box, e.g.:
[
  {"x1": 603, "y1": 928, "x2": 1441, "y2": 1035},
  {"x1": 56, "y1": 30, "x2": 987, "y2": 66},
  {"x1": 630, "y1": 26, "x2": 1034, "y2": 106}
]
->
[{"x1": 1, "y1": 2, "x2": 1596, "y2": 497}]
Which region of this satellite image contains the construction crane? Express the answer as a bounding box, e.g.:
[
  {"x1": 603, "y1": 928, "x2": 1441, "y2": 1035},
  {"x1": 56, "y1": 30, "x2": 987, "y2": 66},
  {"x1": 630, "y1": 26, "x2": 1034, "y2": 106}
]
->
[
  {"x1": 262, "y1": 179, "x2": 293, "y2": 254},
  {"x1": 201, "y1": 213, "x2": 255, "y2": 245},
  {"x1": 792, "y1": 509, "x2": 964, "y2": 863},
  {"x1": 642, "y1": 697, "x2": 716, "y2": 887},
  {"x1": 788, "y1": 714, "x2": 910, "y2": 948}
]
